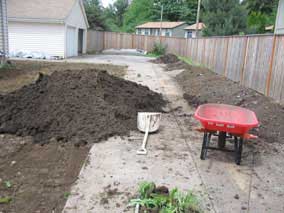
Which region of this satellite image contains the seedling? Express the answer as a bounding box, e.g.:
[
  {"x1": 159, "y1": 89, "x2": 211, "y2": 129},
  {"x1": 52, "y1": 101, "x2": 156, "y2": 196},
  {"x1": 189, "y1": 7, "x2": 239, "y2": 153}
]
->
[
  {"x1": 0, "y1": 197, "x2": 12, "y2": 204},
  {"x1": 64, "y1": 192, "x2": 71, "y2": 199},
  {"x1": 4, "y1": 181, "x2": 12, "y2": 188}
]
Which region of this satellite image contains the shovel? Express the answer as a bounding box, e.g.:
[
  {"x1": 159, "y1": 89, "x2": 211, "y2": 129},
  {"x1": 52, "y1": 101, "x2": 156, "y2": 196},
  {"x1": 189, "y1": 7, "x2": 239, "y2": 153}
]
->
[{"x1": 136, "y1": 112, "x2": 161, "y2": 155}]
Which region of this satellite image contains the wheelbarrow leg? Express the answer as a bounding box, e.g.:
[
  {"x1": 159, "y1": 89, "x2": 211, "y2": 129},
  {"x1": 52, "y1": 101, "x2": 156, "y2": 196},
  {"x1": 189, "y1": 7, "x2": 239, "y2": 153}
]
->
[
  {"x1": 234, "y1": 137, "x2": 243, "y2": 165},
  {"x1": 218, "y1": 131, "x2": 226, "y2": 149},
  {"x1": 200, "y1": 132, "x2": 211, "y2": 160}
]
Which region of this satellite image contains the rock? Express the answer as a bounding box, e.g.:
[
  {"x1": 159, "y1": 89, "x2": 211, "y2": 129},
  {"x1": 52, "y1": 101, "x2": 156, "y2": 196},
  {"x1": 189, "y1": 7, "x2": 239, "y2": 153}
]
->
[
  {"x1": 11, "y1": 161, "x2": 16, "y2": 166},
  {"x1": 234, "y1": 194, "x2": 240, "y2": 199}
]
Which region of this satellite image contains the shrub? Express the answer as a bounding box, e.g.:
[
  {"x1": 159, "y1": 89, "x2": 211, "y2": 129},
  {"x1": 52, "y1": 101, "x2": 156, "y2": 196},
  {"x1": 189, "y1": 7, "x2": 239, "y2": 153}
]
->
[{"x1": 151, "y1": 42, "x2": 167, "y2": 56}]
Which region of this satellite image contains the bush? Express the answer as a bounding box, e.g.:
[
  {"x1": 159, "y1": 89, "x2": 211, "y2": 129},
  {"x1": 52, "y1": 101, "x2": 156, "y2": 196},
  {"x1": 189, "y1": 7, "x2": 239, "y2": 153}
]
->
[{"x1": 151, "y1": 42, "x2": 167, "y2": 56}]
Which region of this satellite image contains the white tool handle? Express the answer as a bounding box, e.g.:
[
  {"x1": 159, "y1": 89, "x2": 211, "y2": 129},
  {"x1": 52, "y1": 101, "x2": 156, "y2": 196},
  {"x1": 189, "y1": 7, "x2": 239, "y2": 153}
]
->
[{"x1": 141, "y1": 116, "x2": 151, "y2": 149}]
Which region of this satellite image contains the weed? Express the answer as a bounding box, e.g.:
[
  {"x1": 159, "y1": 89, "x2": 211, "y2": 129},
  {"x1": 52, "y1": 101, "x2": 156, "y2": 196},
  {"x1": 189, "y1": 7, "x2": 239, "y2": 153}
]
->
[
  {"x1": 4, "y1": 181, "x2": 12, "y2": 188},
  {"x1": 64, "y1": 192, "x2": 71, "y2": 199},
  {"x1": 0, "y1": 197, "x2": 12, "y2": 204},
  {"x1": 151, "y1": 42, "x2": 167, "y2": 56},
  {"x1": 130, "y1": 182, "x2": 202, "y2": 213}
]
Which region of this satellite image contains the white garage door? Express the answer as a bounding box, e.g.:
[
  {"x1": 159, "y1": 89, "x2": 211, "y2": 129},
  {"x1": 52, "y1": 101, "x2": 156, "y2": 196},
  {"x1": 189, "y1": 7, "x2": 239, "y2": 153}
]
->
[{"x1": 66, "y1": 26, "x2": 77, "y2": 57}]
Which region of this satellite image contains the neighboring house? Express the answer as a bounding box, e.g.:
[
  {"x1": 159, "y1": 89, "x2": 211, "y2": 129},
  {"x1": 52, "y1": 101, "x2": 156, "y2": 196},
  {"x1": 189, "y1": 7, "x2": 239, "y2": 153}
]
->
[
  {"x1": 136, "y1": 22, "x2": 189, "y2": 38},
  {"x1": 275, "y1": 0, "x2": 284, "y2": 34},
  {"x1": 0, "y1": 0, "x2": 8, "y2": 61},
  {"x1": 7, "y1": 0, "x2": 89, "y2": 58},
  {"x1": 184, "y1": 22, "x2": 205, "y2": 38}
]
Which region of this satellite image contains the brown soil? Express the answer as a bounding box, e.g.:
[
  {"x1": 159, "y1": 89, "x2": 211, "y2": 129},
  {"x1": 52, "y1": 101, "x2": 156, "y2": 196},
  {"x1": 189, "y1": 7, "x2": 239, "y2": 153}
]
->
[
  {"x1": 0, "y1": 61, "x2": 166, "y2": 212},
  {"x1": 0, "y1": 70, "x2": 166, "y2": 145},
  {"x1": 173, "y1": 61, "x2": 284, "y2": 149},
  {"x1": 0, "y1": 134, "x2": 89, "y2": 213},
  {"x1": 152, "y1": 54, "x2": 179, "y2": 64}
]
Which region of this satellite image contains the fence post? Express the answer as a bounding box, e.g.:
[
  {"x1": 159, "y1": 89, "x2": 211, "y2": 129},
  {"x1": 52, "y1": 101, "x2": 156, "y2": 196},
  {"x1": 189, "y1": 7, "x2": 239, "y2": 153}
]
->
[
  {"x1": 240, "y1": 36, "x2": 249, "y2": 84},
  {"x1": 223, "y1": 37, "x2": 230, "y2": 77},
  {"x1": 103, "y1": 31, "x2": 106, "y2": 50},
  {"x1": 132, "y1": 34, "x2": 134, "y2": 49},
  {"x1": 265, "y1": 35, "x2": 277, "y2": 96}
]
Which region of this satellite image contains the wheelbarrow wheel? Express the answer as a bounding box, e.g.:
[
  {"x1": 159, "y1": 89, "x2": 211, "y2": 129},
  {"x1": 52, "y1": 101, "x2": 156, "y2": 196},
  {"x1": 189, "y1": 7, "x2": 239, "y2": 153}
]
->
[
  {"x1": 218, "y1": 131, "x2": 226, "y2": 149},
  {"x1": 200, "y1": 132, "x2": 210, "y2": 160},
  {"x1": 234, "y1": 137, "x2": 243, "y2": 165}
]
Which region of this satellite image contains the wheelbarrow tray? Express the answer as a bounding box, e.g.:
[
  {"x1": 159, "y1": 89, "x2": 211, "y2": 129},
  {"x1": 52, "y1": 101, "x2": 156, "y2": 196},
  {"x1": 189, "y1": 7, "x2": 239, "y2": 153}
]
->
[{"x1": 194, "y1": 103, "x2": 259, "y2": 135}]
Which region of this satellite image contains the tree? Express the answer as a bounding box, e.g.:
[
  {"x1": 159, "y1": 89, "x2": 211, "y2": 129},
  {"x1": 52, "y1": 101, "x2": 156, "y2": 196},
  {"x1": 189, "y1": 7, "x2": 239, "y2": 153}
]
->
[
  {"x1": 122, "y1": 0, "x2": 154, "y2": 32},
  {"x1": 84, "y1": 0, "x2": 107, "y2": 30},
  {"x1": 242, "y1": 0, "x2": 278, "y2": 34},
  {"x1": 202, "y1": 0, "x2": 247, "y2": 36}
]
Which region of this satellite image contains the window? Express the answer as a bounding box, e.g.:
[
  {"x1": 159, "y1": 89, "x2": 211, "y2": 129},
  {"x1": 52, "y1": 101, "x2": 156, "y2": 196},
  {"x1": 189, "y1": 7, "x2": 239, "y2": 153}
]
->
[
  {"x1": 137, "y1": 29, "x2": 141, "y2": 35},
  {"x1": 165, "y1": 29, "x2": 171, "y2": 37},
  {"x1": 187, "y1": 31, "x2": 193, "y2": 38},
  {"x1": 145, "y1": 29, "x2": 149, "y2": 35}
]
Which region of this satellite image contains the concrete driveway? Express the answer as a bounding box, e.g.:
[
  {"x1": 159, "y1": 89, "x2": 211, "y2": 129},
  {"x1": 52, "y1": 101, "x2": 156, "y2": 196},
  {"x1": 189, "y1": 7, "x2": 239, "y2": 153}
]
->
[{"x1": 63, "y1": 54, "x2": 284, "y2": 213}]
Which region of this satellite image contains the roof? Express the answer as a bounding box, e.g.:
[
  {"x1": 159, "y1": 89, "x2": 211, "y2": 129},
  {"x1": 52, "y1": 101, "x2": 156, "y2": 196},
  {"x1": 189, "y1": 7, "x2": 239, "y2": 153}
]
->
[
  {"x1": 136, "y1": 22, "x2": 186, "y2": 29},
  {"x1": 7, "y1": 0, "x2": 76, "y2": 22},
  {"x1": 184, "y1": 23, "x2": 205, "y2": 31}
]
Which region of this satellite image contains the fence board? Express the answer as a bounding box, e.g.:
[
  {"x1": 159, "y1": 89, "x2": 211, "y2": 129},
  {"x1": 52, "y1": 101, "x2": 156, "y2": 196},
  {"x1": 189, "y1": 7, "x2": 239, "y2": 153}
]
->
[
  {"x1": 243, "y1": 36, "x2": 274, "y2": 94},
  {"x1": 87, "y1": 30, "x2": 284, "y2": 104},
  {"x1": 269, "y1": 36, "x2": 284, "y2": 104},
  {"x1": 225, "y1": 37, "x2": 247, "y2": 82}
]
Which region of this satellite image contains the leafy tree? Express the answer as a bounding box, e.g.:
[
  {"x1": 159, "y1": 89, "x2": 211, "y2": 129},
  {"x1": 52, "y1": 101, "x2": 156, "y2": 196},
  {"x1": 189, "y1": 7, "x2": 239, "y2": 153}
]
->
[
  {"x1": 243, "y1": 0, "x2": 278, "y2": 33},
  {"x1": 113, "y1": 0, "x2": 129, "y2": 27},
  {"x1": 122, "y1": 0, "x2": 155, "y2": 32},
  {"x1": 84, "y1": 0, "x2": 107, "y2": 30},
  {"x1": 202, "y1": 0, "x2": 248, "y2": 36}
]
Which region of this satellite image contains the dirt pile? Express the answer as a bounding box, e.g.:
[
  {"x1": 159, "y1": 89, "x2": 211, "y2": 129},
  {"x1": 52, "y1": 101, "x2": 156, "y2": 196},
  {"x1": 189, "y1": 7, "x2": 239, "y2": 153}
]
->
[
  {"x1": 0, "y1": 70, "x2": 166, "y2": 145},
  {"x1": 152, "y1": 54, "x2": 180, "y2": 64},
  {"x1": 175, "y1": 64, "x2": 284, "y2": 147}
]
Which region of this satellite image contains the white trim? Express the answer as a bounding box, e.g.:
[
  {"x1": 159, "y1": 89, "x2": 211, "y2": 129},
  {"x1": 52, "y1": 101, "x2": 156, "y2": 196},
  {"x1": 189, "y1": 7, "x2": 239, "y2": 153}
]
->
[{"x1": 8, "y1": 17, "x2": 64, "y2": 24}]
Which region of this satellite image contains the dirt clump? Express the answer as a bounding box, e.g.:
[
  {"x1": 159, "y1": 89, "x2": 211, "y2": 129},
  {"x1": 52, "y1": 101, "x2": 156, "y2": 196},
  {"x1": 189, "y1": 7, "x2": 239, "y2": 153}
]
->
[
  {"x1": 0, "y1": 70, "x2": 166, "y2": 145},
  {"x1": 152, "y1": 54, "x2": 180, "y2": 64},
  {"x1": 175, "y1": 64, "x2": 284, "y2": 148}
]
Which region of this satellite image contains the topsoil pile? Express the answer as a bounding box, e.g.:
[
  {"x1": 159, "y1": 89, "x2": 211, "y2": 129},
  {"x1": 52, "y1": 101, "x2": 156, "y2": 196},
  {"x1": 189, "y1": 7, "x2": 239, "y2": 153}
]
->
[
  {"x1": 152, "y1": 54, "x2": 180, "y2": 64},
  {"x1": 0, "y1": 70, "x2": 166, "y2": 145}
]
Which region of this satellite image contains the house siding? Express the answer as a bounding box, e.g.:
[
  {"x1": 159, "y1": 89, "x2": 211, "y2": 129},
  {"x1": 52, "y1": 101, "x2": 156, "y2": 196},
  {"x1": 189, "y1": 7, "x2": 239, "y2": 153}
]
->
[
  {"x1": 171, "y1": 23, "x2": 189, "y2": 38},
  {"x1": 0, "y1": 0, "x2": 8, "y2": 55},
  {"x1": 9, "y1": 22, "x2": 65, "y2": 57},
  {"x1": 136, "y1": 23, "x2": 188, "y2": 38},
  {"x1": 275, "y1": 0, "x2": 284, "y2": 34},
  {"x1": 65, "y1": 0, "x2": 88, "y2": 56}
]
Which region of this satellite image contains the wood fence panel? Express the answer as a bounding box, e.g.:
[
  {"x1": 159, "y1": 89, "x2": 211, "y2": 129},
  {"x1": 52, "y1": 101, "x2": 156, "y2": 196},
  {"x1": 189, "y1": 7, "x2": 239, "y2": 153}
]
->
[
  {"x1": 87, "y1": 30, "x2": 104, "y2": 52},
  {"x1": 225, "y1": 37, "x2": 247, "y2": 82},
  {"x1": 211, "y1": 38, "x2": 229, "y2": 75},
  {"x1": 269, "y1": 36, "x2": 284, "y2": 104},
  {"x1": 243, "y1": 36, "x2": 274, "y2": 94}
]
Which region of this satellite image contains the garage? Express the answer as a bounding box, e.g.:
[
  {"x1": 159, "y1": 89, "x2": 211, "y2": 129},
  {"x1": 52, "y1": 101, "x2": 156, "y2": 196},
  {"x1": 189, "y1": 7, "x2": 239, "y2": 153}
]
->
[{"x1": 8, "y1": 0, "x2": 89, "y2": 58}]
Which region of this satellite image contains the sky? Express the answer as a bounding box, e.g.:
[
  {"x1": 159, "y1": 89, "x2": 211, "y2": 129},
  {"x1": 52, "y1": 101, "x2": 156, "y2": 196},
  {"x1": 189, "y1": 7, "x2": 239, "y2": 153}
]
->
[{"x1": 101, "y1": 0, "x2": 115, "y2": 7}]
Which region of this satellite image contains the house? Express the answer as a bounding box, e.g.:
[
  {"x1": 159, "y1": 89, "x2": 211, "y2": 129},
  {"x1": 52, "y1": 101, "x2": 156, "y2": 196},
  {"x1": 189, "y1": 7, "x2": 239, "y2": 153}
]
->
[
  {"x1": 184, "y1": 22, "x2": 205, "y2": 38},
  {"x1": 7, "y1": 0, "x2": 89, "y2": 58},
  {"x1": 275, "y1": 0, "x2": 284, "y2": 34},
  {"x1": 136, "y1": 22, "x2": 189, "y2": 38},
  {"x1": 0, "y1": 0, "x2": 9, "y2": 62}
]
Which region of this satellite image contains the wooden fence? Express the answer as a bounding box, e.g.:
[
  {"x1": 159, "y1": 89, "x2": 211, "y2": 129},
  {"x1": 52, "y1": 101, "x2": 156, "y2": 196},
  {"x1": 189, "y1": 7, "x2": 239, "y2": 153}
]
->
[{"x1": 87, "y1": 30, "x2": 284, "y2": 104}]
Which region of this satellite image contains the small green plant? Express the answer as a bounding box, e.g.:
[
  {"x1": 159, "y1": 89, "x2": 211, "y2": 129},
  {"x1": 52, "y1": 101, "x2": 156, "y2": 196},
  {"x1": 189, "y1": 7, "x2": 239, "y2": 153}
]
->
[
  {"x1": 150, "y1": 42, "x2": 167, "y2": 56},
  {"x1": 0, "y1": 197, "x2": 12, "y2": 204},
  {"x1": 64, "y1": 192, "x2": 71, "y2": 199},
  {"x1": 129, "y1": 181, "x2": 202, "y2": 213},
  {"x1": 0, "y1": 62, "x2": 15, "y2": 71},
  {"x1": 4, "y1": 181, "x2": 12, "y2": 188}
]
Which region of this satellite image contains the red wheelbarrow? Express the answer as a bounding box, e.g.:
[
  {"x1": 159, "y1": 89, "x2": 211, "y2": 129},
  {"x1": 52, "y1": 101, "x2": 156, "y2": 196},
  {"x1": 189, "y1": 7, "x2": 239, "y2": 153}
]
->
[{"x1": 194, "y1": 104, "x2": 259, "y2": 165}]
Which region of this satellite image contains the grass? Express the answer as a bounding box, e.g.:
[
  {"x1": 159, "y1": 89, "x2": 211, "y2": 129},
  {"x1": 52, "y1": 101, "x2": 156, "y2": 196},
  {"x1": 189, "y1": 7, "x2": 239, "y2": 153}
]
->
[
  {"x1": 146, "y1": 52, "x2": 161, "y2": 58},
  {"x1": 129, "y1": 181, "x2": 202, "y2": 213}
]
